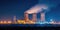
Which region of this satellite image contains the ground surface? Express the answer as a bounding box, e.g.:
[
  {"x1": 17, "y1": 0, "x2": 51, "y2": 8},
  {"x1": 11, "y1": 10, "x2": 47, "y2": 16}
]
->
[{"x1": 0, "y1": 24, "x2": 60, "y2": 27}]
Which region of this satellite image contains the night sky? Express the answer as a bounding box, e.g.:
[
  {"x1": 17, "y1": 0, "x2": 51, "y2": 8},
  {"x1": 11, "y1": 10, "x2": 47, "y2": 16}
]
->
[{"x1": 0, "y1": 0, "x2": 60, "y2": 21}]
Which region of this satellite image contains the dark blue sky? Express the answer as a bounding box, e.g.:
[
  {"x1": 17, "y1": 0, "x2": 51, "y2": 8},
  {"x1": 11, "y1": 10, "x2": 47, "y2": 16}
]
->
[{"x1": 0, "y1": 0, "x2": 60, "y2": 20}]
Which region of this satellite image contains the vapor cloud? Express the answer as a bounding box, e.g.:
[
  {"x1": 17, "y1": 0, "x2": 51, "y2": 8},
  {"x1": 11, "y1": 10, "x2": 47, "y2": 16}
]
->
[{"x1": 25, "y1": 4, "x2": 48, "y2": 14}]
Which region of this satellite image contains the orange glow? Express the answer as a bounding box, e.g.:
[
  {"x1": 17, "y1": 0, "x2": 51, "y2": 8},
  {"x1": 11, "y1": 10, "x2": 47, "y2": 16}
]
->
[
  {"x1": 0, "y1": 21, "x2": 3, "y2": 23},
  {"x1": 3, "y1": 21, "x2": 7, "y2": 23},
  {"x1": 8, "y1": 21, "x2": 12, "y2": 23},
  {"x1": 0, "y1": 20, "x2": 12, "y2": 24},
  {"x1": 17, "y1": 20, "x2": 26, "y2": 24}
]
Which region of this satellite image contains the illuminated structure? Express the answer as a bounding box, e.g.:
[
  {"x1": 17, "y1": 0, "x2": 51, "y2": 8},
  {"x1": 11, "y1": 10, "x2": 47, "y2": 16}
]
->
[
  {"x1": 0, "y1": 20, "x2": 12, "y2": 24},
  {"x1": 32, "y1": 13, "x2": 37, "y2": 22},
  {"x1": 24, "y1": 9, "x2": 46, "y2": 22},
  {"x1": 40, "y1": 8, "x2": 47, "y2": 22},
  {"x1": 0, "y1": 16, "x2": 17, "y2": 24},
  {"x1": 13, "y1": 16, "x2": 17, "y2": 24},
  {"x1": 40, "y1": 12, "x2": 45, "y2": 21},
  {"x1": 24, "y1": 12, "x2": 29, "y2": 22},
  {"x1": 24, "y1": 12, "x2": 37, "y2": 22}
]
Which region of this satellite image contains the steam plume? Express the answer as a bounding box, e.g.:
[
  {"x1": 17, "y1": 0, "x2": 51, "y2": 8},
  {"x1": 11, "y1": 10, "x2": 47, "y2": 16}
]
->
[{"x1": 25, "y1": 4, "x2": 48, "y2": 14}]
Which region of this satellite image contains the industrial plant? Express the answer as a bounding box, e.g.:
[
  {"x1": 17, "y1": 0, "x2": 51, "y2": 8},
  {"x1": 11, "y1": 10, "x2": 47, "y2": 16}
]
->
[{"x1": 0, "y1": 4, "x2": 59, "y2": 24}]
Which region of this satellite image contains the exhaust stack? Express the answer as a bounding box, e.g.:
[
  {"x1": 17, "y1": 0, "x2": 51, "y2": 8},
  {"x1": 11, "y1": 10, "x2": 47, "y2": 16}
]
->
[
  {"x1": 13, "y1": 16, "x2": 17, "y2": 24},
  {"x1": 32, "y1": 13, "x2": 37, "y2": 22},
  {"x1": 24, "y1": 12, "x2": 29, "y2": 21},
  {"x1": 40, "y1": 12, "x2": 45, "y2": 21}
]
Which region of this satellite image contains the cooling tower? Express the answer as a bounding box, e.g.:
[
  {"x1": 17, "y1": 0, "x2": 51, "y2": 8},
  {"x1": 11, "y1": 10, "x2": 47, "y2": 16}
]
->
[
  {"x1": 32, "y1": 13, "x2": 37, "y2": 22},
  {"x1": 40, "y1": 12, "x2": 45, "y2": 21},
  {"x1": 24, "y1": 12, "x2": 29, "y2": 21}
]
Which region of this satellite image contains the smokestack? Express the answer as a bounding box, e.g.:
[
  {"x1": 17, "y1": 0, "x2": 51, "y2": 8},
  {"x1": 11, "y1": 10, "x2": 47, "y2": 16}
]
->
[
  {"x1": 32, "y1": 13, "x2": 37, "y2": 22},
  {"x1": 13, "y1": 16, "x2": 16, "y2": 24},
  {"x1": 24, "y1": 12, "x2": 29, "y2": 22},
  {"x1": 40, "y1": 12, "x2": 45, "y2": 21}
]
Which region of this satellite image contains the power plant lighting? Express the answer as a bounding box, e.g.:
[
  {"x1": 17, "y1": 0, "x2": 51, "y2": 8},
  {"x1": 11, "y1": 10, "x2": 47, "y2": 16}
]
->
[
  {"x1": 4, "y1": 21, "x2": 7, "y2": 23},
  {"x1": 8, "y1": 21, "x2": 12, "y2": 23},
  {"x1": 0, "y1": 21, "x2": 3, "y2": 23},
  {"x1": 35, "y1": 21, "x2": 54, "y2": 24}
]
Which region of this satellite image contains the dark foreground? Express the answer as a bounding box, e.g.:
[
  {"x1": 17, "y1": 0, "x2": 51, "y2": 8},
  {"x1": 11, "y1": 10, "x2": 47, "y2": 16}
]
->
[
  {"x1": 0, "y1": 24, "x2": 60, "y2": 30},
  {"x1": 0, "y1": 24, "x2": 60, "y2": 27}
]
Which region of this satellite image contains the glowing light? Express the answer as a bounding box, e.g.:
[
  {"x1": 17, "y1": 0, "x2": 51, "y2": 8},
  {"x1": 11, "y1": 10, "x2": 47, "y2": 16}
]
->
[
  {"x1": 8, "y1": 21, "x2": 12, "y2": 23},
  {"x1": 50, "y1": 19, "x2": 53, "y2": 21},
  {"x1": 35, "y1": 21, "x2": 53, "y2": 24},
  {"x1": 4, "y1": 21, "x2": 7, "y2": 23},
  {"x1": 0, "y1": 21, "x2": 3, "y2": 23},
  {"x1": 17, "y1": 20, "x2": 26, "y2": 24}
]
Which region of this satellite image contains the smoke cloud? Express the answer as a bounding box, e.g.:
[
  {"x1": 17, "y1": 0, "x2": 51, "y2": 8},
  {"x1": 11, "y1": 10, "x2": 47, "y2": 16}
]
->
[{"x1": 25, "y1": 4, "x2": 48, "y2": 14}]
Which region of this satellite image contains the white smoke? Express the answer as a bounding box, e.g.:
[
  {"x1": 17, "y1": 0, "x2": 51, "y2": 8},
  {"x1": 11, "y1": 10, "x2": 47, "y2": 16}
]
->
[{"x1": 25, "y1": 4, "x2": 48, "y2": 14}]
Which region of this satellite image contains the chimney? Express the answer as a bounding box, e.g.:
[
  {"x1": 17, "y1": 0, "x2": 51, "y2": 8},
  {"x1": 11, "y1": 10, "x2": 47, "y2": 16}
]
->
[
  {"x1": 24, "y1": 12, "x2": 29, "y2": 22},
  {"x1": 40, "y1": 12, "x2": 45, "y2": 21},
  {"x1": 13, "y1": 16, "x2": 16, "y2": 24},
  {"x1": 32, "y1": 13, "x2": 37, "y2": 22}
]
